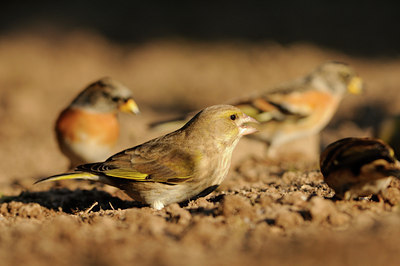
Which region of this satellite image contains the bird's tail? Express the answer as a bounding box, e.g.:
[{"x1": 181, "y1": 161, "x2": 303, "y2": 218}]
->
[{"x1": 34, "y1": 172, "x2": 100, "y2": 184}]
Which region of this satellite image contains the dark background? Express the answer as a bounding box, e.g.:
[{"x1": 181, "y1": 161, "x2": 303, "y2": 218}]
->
[{"x1": 2, "y1": 1, "x2": 400, "y2": 56}]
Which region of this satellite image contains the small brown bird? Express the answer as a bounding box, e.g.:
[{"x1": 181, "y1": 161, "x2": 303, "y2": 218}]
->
[
  {"x1": 320, "y1": 137, "x2": 400, "y2": 200},
  {"x1": 232, "y1": 61, "x2": 363, "y2": 155},
  {"x1": 37, "y1": 105, "x2": 258, "y2": 210},
  {"x1": 55, "y1": 77, "x2": 140, "y2": 168}
]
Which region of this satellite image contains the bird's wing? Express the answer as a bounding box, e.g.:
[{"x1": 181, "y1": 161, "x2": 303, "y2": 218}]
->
[
  {"x1": 233, "y1": 87, "x2": 316, "y2": 124},
  {"x1": 323, "y1": 139, "x2": 396, "y2": 177},
  {"x1": 77, "y1": 142, "x2": 199, "y2": 184}
]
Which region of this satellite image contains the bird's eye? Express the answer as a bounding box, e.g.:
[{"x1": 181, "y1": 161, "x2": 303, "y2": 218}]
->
[
  {"x1": 230, "y1": 114, "x2": 237, "y2": 120},
  {"x1": 111, "y1": 97, "x2": 120, "y2": 102}
]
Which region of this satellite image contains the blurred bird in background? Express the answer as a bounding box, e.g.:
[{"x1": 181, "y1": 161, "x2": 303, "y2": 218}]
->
[
  {"x1": 320, "y1": 137, "x2": 400, "y2": 201},
  {"x1": 38, "y1": 105, "x2": 258, "y2": 210},
  {"x1": 151, "y1": 61, "x2": 363, "y2": 158},
  {"x1": 55, "y1": 77, "x2": 140, "y2": 169}
]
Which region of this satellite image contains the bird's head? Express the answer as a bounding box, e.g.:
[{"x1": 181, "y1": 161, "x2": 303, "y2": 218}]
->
[
  {"x1": 183, "y1": 105, "x2": 259, "y2": 147},
  {"x1": 71, "y1": 77, "x2": 140, "y2": 114},
  {"x1": 310, "y1": 61, "x2": 363, "y2": 96}
]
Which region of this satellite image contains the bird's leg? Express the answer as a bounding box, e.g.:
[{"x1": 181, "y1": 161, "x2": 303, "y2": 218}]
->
[
  {"x1": 376, "y1": 193, "x2": 387, "y2": 209},
  {"x1": 266, "y1": 141, "x2": 279, "y2": 159},
  {"x1": 151, "y1": 200, "x2": 165, "y2": 210}
]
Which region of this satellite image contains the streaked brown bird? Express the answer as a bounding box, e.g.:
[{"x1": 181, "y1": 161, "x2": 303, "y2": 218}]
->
[
  {"x1": 231, "y1": 61, "x2": 363, "y2": 156},
  {"x1": 320, "y1": 137, "x2": 400, "y2": 200},
  {"x1": 55, "y1": 77, "x2": 140, "y2": 168},
  {"x1": 38, "y1": 105, "x2": 258, "y2": 210}
]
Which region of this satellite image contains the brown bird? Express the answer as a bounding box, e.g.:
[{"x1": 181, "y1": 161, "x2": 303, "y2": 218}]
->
[
  {"x1": 231, "y1": 61, "x2": 363, "y2": 156},
  {"x1": 37, "y1": 105, "x2": 258, "y2": 210},
  {"x1": 55, "y1": 77, "x2": 140, "y2": 168},
  {"x1": 320, "y1": 137, "x2": 400, "y2": 200}
]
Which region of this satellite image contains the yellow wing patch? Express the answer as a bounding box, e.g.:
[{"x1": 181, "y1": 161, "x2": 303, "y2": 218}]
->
[
  {"x1": 104, "y1": 168, "x2": 192, "y2": 183},
  {"x1": 104, "y1": 169, "x2": 149, "y2": 181}
]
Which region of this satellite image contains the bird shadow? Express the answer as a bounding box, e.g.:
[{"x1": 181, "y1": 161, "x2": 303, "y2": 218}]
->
[
  {"x1": 0, "y1": 188, "x2": 145, "y2": 214},
  {"x1": 351, "y1": 101, "x2": 389, "y2": 133},
  {"x1": 327, "y1": 101, "x2": 388, "y2": 135}
]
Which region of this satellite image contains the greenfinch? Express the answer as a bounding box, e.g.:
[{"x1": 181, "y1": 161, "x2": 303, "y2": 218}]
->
[
  {"x1": 320, "y1": 137, "x2": 400, "y2": 200},
  {"x1": 37, "y1": 105, "x2": 258, "y2": 210},
  {"x1": 55, "y1": 77, "x2": 140, "y2": 168}
]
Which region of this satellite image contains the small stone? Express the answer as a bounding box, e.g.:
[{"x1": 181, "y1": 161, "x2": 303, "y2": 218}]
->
[
  {"x1": 308, "y1": 197, "x2": 336, "y2": 223},
  {"x1": 275, "y1": 210, "x2": 303, "y2": 228}
]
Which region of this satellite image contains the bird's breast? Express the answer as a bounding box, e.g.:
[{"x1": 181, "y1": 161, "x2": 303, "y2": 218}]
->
[{"x1": 56, "y1": 108, "x2": 119, "y2": 145}]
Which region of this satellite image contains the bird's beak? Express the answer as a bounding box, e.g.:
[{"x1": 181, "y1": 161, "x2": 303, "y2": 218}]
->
[
  {"x1": 239, "y1": 114, "x2": 259, "y2": 136},
  {"x1": 347, "y1": 76, "x2": 363, "y2": 95},
  {"x1": 119, "y1": 98, "x2": 140, "y2": 114}
]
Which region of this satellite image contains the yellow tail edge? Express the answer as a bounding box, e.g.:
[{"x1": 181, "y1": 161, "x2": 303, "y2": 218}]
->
[{"x1": 34, "y1": 172, "x2": 99, "y2": 184}]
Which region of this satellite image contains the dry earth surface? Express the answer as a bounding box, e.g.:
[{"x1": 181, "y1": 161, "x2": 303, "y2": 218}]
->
[{"x1": 1, "y1": 31, "x2": 400, "y2": 265}]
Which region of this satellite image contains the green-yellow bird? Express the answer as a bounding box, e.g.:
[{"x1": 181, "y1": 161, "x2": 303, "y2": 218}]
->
[{"x1": 36, "y1": 105, "x2": 258, "y2": 210}]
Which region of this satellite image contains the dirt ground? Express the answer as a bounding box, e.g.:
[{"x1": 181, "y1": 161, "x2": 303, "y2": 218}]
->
[{"x1": 1, "y1": 31, "x2": 400, "y2": 266}]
